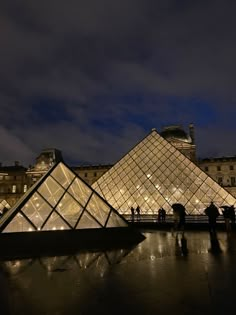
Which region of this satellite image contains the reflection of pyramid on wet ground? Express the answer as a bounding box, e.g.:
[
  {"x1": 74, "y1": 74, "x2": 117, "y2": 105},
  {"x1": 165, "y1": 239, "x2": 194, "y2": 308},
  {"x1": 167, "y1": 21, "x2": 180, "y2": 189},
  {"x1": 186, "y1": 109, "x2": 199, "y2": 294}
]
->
[
  {"x1": 92, "y1": 129, "x2": 236, "y2": 215},
  {"x1": 0, "y1": 162, "x2": 128, "y2": 233},
  {"x1": 1, "y1": 249, "x2": 132, "y2": 275}
]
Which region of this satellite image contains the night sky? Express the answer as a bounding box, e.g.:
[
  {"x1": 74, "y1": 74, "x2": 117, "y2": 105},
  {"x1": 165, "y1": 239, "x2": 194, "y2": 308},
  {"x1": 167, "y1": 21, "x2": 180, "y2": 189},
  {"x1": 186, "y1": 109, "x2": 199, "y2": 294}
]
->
[{"x1": 1, "y1": 0, "x2": 236, "y2": 166}]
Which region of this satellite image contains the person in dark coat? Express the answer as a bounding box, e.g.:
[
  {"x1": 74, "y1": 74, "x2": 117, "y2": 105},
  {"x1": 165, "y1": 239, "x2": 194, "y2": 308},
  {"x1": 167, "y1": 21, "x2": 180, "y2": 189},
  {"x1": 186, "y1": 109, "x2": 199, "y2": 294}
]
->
[
  {"x1": 172, "y1": 203, "x2": 186, "y2": 235},
  {"x1": 204, "y1": 201, "x2": 220, "y2": 235}
]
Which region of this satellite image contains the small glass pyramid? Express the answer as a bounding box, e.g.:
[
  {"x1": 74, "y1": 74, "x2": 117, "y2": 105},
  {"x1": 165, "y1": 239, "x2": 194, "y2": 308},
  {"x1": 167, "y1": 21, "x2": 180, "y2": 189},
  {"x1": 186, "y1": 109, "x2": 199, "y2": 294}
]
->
[
  {"x1": 92, "y1": 129, "x2": 236, "y2": 215},
  {"x1": 0, "y1": 162, "x2": 128, "y2": 233}
]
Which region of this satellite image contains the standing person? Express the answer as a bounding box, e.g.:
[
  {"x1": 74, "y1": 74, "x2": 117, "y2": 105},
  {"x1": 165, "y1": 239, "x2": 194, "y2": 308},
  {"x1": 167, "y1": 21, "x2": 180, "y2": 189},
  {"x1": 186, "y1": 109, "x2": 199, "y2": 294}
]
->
[
  {"x1": 130, "y1": 206, "x2": 135, "y2": 222},
  {"x1": 161, "y1": 208, "x2": 166, "y2": 222},
  {"x1": 136, "y1": 205, "x2": 141, "y2": 221},
  {"x1": 204, "y1": 201, "x2": 220, "y2": 235},
  {"x1": 172, "y1": 203, "x2": 185, "y2": 235}
]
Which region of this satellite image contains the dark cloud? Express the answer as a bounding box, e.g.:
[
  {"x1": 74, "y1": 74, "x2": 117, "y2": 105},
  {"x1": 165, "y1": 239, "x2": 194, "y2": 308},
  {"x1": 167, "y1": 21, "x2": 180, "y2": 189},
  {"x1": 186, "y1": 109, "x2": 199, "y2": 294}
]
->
[{"x1": 0, "y1": 0, "x2": 236, "y2": 166}]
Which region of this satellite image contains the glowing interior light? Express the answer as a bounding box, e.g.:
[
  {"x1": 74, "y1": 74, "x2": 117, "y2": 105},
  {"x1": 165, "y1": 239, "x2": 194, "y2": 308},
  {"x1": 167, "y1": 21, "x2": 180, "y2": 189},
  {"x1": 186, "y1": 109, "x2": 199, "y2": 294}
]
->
[
  {"x1": 25, "y1": 204, "x2": 28, "y2": 208},
  {"x1": 144, "y1": 196, "x2": 148, "y2": 200},
  {"x1": 52, "y1": 227, "x2": 56, "y2": 230},
  {"x1": 33, "y1": 197, "x2": 38, "y2": 201},
  {"x1": 28, "y1": 228, "x2": 32, "y2": 231},
  {"x1": 136, "y1": 185, "x2": 140, "y2": 189},
  {"x1": 36, "y1": 203, "x2": 40, "y2": 207},
  {"x1": 147, "y1": 174, "x2": 151, "y2": 178},
  {"x1": 58, "y1": 203, "x2": 62, "y2": 207},
  {"x1": 60, "y1": 226, "x2": 64, "y2": 230},
  {"x1": 195, "y1": 199, "x2": 199, "y2": 203},
  {"x1": 37, "y1": 227, "x2": 41, "y2": 231},
  {"x1": 155, "y1": 184, "x2": 160, "y2": 189}
]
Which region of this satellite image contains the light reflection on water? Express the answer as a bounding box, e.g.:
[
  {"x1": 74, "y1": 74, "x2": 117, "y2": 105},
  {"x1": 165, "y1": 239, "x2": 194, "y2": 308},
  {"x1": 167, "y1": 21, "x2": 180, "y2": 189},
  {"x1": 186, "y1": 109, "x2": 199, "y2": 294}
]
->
[{"x1": 0, "y1": 230, "x2": 236, "y2": 315}]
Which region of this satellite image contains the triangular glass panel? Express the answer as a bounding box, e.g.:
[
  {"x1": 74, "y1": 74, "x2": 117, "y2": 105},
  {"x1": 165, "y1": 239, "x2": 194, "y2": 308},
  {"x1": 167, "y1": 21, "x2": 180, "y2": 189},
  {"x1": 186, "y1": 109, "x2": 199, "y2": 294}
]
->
[
  {"x1": 51, "y1": 163, "x2": 76, "y2": 189},
  {"x1": 22, "y1": 192, "x2": 52, "y2": 229},
  {"x1": 56, "y1": 192, "x2": 83, "y2": 228},
  {"x1": 106, "y1": 210, "x2": 128, "y2": 228},
  {"x1": 38, "y1": 176, "x2": 64, "y2": 206},
  {"x1": 76, "y1": 210, "x2": 102, "y2": 229},
  {"x1": 42, "y1": 211, "x2": 71, "y2": 231},
  {"x1": 3, "y1": 213, "x2": 35, "y2": 233},
  {"x1": 93, "y1": 129, "x2": 236, "y2": 215},
  {"x1": 68, "y1": 178, "x2": 92, "y2": 206},
  {"x1": 86, "y1": 193, "x2": 110, "y2": 226}
]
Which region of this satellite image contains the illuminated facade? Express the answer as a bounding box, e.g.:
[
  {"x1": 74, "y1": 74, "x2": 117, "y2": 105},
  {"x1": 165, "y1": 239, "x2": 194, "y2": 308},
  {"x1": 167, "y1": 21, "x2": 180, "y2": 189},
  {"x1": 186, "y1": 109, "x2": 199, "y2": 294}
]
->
[
  {"x1": 0, "y1": 162, "x2": 128, "y2": 233},
  {"x1": 92, "y1": 129, "x2": 236, "y2": 215}
]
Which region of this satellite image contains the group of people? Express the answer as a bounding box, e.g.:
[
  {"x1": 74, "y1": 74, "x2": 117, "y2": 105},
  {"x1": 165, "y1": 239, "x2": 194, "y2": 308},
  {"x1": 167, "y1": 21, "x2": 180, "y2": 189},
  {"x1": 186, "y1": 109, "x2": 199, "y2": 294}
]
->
[
  {"x1": 130, "y1": 205, "x2": 141, "y2": 221},
  {"x1": 204, "y1": 201, "x2": 235, "y2": 235},
  {"x1": 130, "y1": 202, "x2": 236, "y2": 236}
]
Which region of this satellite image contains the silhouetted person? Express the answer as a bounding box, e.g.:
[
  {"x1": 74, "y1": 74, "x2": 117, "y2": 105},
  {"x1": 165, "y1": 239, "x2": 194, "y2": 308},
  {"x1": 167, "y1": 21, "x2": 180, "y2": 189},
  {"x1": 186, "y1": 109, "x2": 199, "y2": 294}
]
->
[
  {"x1": 158, "y1": 208, "x2": 162, "y2": 222},
  {"x1": 161, "y1": 208, "x2": 166, "y2": 222},
  {"x1": 172, "y1": 203, "x2": 186, "y2": 235},
  {"x1": 204, "y1": 201, "x2": 220, "y2": 235},
  {"x1": 130, "y1": 206, "x2": 135, "y2": 222},
  {"x1": 136, "y1": 205, "x2": 141, "y2": 221}
]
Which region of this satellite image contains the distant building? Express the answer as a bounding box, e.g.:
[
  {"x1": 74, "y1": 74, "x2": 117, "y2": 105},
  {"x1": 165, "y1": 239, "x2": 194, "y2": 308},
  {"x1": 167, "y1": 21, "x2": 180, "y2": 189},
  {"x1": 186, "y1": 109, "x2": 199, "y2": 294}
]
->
[
  {"x1": 198, "y1": 156, "x2": 236, "y2": 197},
  {"x1": 26, "y1": 148, "x2": 63, "y2": 183},
  {"x1": 160, "y1": 124, "x2": 196, "y2": 162},
  {"x1": 0, "y1": 161, "x2": 30, "y2": 207},
  {"x1": 72, "y1": 164, "x2": 112, "y2": 186}
]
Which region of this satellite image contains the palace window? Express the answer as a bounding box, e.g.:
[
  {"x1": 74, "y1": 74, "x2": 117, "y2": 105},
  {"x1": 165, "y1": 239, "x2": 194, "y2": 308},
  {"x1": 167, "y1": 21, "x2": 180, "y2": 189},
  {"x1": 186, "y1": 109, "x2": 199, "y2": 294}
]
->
[
  {"x1": 12, "y1": 185, "x2": 16, "y2": 193},
  {"x1": 217, "y1": 166, "x2": 221, "y2": 171},
  {"x1": 230, "y1": 165, "x2": 234, "y2": 171},
  {"x1": 231, "y1": 177, "x2": 236, "y2": 186},
  {"x1": 217, "y1": 177, "x2": 223, "y2": 185}
]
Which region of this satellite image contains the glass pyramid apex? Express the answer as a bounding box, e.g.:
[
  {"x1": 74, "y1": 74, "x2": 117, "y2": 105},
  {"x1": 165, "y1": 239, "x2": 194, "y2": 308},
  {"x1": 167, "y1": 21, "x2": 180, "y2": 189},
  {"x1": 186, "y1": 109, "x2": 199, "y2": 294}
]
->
[
  {"x1": 0, "y1": 162, "x2": 128, "y2": 233},
  {"x1": 92, "y1": 129, "x2": 236, "y2": 215}
]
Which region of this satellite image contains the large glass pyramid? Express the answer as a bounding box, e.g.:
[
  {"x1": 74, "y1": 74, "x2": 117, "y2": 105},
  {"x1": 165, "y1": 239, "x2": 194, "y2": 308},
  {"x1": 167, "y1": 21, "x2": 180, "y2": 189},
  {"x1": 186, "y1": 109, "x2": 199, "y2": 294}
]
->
[
  {"x1": 92, "y1": 129, "x2": 236, "y2": 215},
  {"x1": 0, "y1": 162, "x2": 128, "y2": 233}
]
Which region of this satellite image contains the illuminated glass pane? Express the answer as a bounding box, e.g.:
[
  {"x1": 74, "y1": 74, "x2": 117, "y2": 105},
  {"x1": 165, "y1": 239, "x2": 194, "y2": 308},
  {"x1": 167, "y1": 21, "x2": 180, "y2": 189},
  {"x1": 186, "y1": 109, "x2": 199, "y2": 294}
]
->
[
  {"x1": 51, "y1": 163, "x2": 76, "y2": 188},
  {"x1": 76, "y1": 211, "x2": 102, "y2": 229},
  {"x1": 68, "y1": 178, "x2": 92, "y2": 206},
  {"x1": 3, "y1": 213, "x2": 35, "y2": 233},
  {"x1": 56, "y1": 193, "x2": 83, "y2": 227},
  {"x1": 38, "y1": 176, "x2": 64, "y2": 206},
  {"x1": 86, "y1": 193, "x2": 110, "y2": 226},
  {"x1": 42, "y1": 212, "x2": 70, "y2": 231},
  {"x1": 22, "y1": 192, "x2": 52, "y2": 228}
]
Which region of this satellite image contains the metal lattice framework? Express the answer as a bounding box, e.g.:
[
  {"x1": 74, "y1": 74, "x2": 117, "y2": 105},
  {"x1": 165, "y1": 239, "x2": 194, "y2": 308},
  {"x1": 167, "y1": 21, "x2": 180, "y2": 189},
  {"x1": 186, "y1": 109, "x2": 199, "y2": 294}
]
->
[
  {"x1": 92, "y1": 129, "x2": 236, "y2": 215},
  {"x1": 0, "y1": 162, "x2": 128, "y2": 233}
]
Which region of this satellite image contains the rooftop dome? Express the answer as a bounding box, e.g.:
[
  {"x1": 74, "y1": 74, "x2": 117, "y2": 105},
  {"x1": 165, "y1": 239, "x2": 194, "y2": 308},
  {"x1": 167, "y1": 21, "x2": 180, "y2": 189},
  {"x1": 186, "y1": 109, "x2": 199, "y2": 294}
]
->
[{"x1": 160, "y1": 125, "x2": 192, "y2": 143}]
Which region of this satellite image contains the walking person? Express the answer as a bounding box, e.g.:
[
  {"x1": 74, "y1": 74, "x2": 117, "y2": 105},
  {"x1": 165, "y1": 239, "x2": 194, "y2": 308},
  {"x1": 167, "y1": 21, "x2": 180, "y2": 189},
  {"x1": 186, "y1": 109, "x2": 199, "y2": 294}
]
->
[{"x1": 204, "y1": 201, "x2": 220, "y2": 236}]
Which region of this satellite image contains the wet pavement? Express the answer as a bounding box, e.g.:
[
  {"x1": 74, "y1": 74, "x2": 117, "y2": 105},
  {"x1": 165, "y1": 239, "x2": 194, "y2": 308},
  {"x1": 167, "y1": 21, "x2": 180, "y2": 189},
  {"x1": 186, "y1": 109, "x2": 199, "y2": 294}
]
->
[{"x1": 0, "y1": 230, "x2": 236, "y2": 315}]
